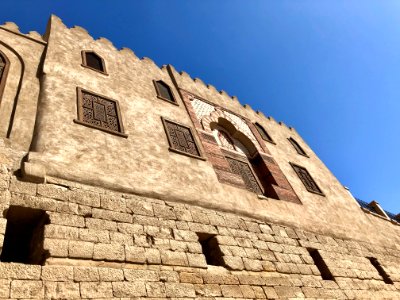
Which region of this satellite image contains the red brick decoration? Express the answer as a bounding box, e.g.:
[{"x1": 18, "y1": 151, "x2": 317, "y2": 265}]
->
[{"x1": 180, "y1": 90, "x2": 301, "y2": 204}]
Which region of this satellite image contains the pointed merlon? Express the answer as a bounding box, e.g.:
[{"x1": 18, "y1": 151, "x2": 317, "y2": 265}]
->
[
  {"x1": 119, "y1": 47, "x2": 139, "y2": 61},
  {"x1": 97, "y1": 37, "x2": 117, "y2": 51},
  {"x1": 141, "y1": 57, "x2": 159, "y2": 68},
  {"x1": 207, "y1": 84, "x2": 217, "y2": 93},
  {"x1": 27, "y1": 31, "x2": 43, "y2": 41},
  {"x1": 219, "y1": 90, "x2": 229, "y2": 97},
  {"x1": 194, "y1": 78, "x2": 205, "y2": 85},
  {"x1": 71, "y1": 25, "x2": 89, "y2": 35},
  {"x1": 256, "y1": 110, "x2": 267, "y2": 118},
  {"x1": 179, "y1": 71, "x2": 193, "y2": 81},
  {"x1": 1, "y1": 22, "x2": 20, "y2": 32},
  {"x1": 243, "y1": 104, "x2": 252, "y2": 110}
]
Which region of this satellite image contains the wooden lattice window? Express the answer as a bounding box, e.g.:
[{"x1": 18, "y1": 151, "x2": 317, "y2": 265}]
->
[
  {"x1": 74, "y1": 88, "x2": 127, "y2": 137},
  {"x1": 161, "y1": 117, "x2": 203, "y2": 159},
  {"x1": 154, "y1": 80, "x2": 176, "y2": 104},
  {"x1": 291, "y1": 163, "x2": 323, "y2": 195},
  {"x1": 227, "y1": 157, "x2": 262, "y2": 194},
  {"x1": 288, "y1": 137, "x2": 307, "y2": 156},
  {"x1": 81, "y1": 51, "x2": 107, "y2": 74},
  {"x1": 255, "y1": 122, "x2": 274, "y2": 143}
]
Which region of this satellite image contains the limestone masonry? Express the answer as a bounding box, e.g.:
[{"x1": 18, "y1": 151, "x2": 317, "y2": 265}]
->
[{"x1": 0, "y1": 15, "x2": 398, "y2": 299}]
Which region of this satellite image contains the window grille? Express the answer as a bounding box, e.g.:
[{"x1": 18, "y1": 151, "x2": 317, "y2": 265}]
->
[
  {"x1": 75, "y1": 88, "x2": 126, "y2": 137},
  {"x1": 154, "y1": 80, "x2": 176, "y2": 103},
  {"x1": 288, "y1": 137, "x2": 307, "y2": 156},
  {"x1": 255, "y1": 122, "x2": 274, "y2": 143},
  {"x1": 291, "y1": 163, "x2": 323, "y2": 195},
  {"x1": 162, "y1": 118, "x2": 201, "y2": 158},
  {"x1": 227, "y1": 157, "x2": 262, "y2": 194}
]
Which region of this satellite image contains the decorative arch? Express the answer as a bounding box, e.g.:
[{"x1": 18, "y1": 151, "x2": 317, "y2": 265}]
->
[
  {"x1": 201, "y1": 108, "x2": 261, "y2": 153},
  {"x1": 0, "y1": 50, "x2": 10, "y2": 104}
]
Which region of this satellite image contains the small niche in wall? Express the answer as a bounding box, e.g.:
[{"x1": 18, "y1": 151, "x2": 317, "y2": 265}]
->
[
  {"x1": 0, "y1": 206, "x2": 49, "y2": 265},
  {"x1": 197, "y1": 233, "x2": 224, "y2": 266},
  {"x1": 368, "y1": 257, "x2": 393, "y2": 284},
  {"x1": 307, "y1": 248, "x2": 334, "y2": 280}
]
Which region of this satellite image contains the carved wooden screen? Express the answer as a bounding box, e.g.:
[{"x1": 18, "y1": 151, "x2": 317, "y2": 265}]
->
[
  {"x1": 289, "y1": 137, "x2": 307, "y2": 156},
  {"x1": 162, "y1": 118, "x2": 201, "y2": 158},
  {"x1": 226, "y1": 157, "x2": 262, "y2": 194},
  {"x1": 75, "y1": 88, "x2": 126, "y2": 137},
  {"x1": 291, "y1": 163, "x2": 323, "y2": 195}
]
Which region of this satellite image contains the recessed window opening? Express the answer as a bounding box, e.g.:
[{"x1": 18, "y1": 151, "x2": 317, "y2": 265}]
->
[
  {"x1": 255, "y1": 122, "x2": 274, "y2": 143},
  {"x1": 154, "y1": 80, "x2": 175, "y2": 103},
  {"x1": 197, "y1": 233, "x2": 224, "y2": 266},
  {"x1": 1, "y1": 206, "x2": 49, "y2": 265},
  {"x1": 368, "y1": 257, "x2": 393, "y2": 284},
  {"x1": 82, "y1": 51, "x2": 106, "y2": 73},
  {"x1": 307, "y1": 248, "x2": 334, "y2": 280},
  {"x1": 288, "y1": 137, "x2": 307, "y2": 156}
]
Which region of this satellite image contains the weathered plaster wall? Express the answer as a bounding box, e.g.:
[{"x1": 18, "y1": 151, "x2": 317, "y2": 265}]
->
[
  {"x1": 19, "y1": 15, "x2": 400, "y2": 249},
  {"x1": 0, "y1": 23, "x2": 45, "y2": 150}
]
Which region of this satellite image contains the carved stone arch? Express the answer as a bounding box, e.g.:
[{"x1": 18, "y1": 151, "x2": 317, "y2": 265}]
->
[
  {"x1": 209, "y1": 117, "x2": 258, "y2": 158},
  {"x1": 201, "y1": 108, "x2": 262, "y2": 153}
]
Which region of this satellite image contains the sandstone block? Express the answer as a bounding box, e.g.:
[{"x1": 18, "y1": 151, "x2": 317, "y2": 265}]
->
[
  {"x1": 146, "y1": 282, "x2": 166, "y2": 297},
  {"x1": 161, "y1": 250, "x2": 188, "y2": 266},
  {"x1": 69, "y1": 189, "x2": 101, "y2": 207},
  {"x1": 117, "y1": 222, "x2": 144, "y2": 235},
  {"x1": 180, "y1": 272, "x2": 203, "y2": 284},
  {"x1": 0, "y1": 263, "x2": 41, "y2": 279},
  {"x1": 194, "y1": 283, "x2": 222, "y2": 297},
  {"x1": 44, "y1": 224, "x2": 79, "y2": 239},
  {"x1": 112, "y1": 281, "x2": 147, "y2": 297},
  {"x1": 79, "y1": 228, "x2": 110, "y2": 243},
  {"x1": 44, "y1": 238, "x2": 69, "y2": 257},
  {"x1": 125, "y1": 245, "x2": 146, "y2": 263},
  {"x1": 203, "y1": 273, "x2": 239, "y2": 285},
  {"x1": 80, "y1": 282, "x2": 113, "y2": 298},
  {"x1": 92, "y1": 208, "x2": 132, "y2": 223},
  {"x1": 74, "y1": 266, "x2": 100, "y2": 281},
  {"x1": 223, "y1": 255, "x2": 244, "y2": 270},
  {"x1": 173, "y1": 229, "x2": 198, "y2": 242},
  {"x1": 100, "y1": 194, "x2": 126, "y2": 212},
  {"x1": 98, "y1": 267, "x2": 124, "y2": 282},
  {"x1": 44, "y1": 282, "x2": 80, "y2": 299},
  {"x1": 221, "y1": 284, "x2": 243, "y2": 297},
  {"x1": 263, "y1": 286, "x2": 278, "y2": 299},
  {"x1": 274, "y1": 286, "x2": 304, "y2": 298},
  {"x1": 153, "y1": 204, "x2": 176, "y2": 219},
  {"x1": 48, "y1": 212, "x2": 85, "y2": 228},
  {"x1": 240, "y1": 284, "x2": 256, "y2": 298},
  {"x1": 68, "y1": 240, "x2": 94, "y2": 259},
  {"x1": 187, "y1": 253, "x2": 207, "y2": 268},
  {"x1": 126, "y1": 198, "x2": 154, "y2": 216},
  {"x1": 37, "y1": 183, "x2": 69, "y2": 200},
  {"x1": 41, "y1": 265, "x2": 74, "y2": 281},
  {"x1": 124, "y1": 269, "x2": 159, "y2": 282},
  {"x1": 0, "y1": 279, "x2": 10, "y2": 298},
  {"x1": 11, "y1": 280, "x2": 43, "y2": 298},
  {"x1": 252, "y1": 286, "x2": 267, "y2": 299},
  {"x1": 165, "y1": 282, "x2": 195, "y2": 298},
  {"x1": 9, "y1": 177, "x2": 37, "y2": 195},
  {"x1": 94, "y1": 243, "x2": 125, "y2": 261},
  {"x1": 85, "y1": 218, "x2": 117, "y2": 231},
  {"x1": 216, "y1": 235, "x2": 237, "y2": 246},
  {"x1": 145, "y1": 248, "x2": 161, "y2": 264},
  {"x1": 110, "y1": 231, "x2": 133, "y2": 245},
  {"x1": 243, "y1": 258, "x2": 263, "y2": 271},
  {"x1": 159, "y1": 270, "x2": 180, "y2": 283}
]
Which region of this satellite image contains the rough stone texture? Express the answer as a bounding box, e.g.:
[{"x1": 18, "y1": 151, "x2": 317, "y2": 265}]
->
[{"x1": 0, "y1": 15, "x2": 398, "y2": 300}]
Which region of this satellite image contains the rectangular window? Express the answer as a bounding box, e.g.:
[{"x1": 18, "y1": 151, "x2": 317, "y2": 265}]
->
[
  {"x1": 74, "y1": 88, "x2": 127, "y2": 138},
  {"x1": 368, "y1": 257, "x2": 393, "y2": 284},
  {"x1": 197, "y1": 233, "x2": 223, "y2": 266},
  {"x1": 161, "y1": 117, "x2": 203, "y2": 159},
  {"x1": 307, "y1": 248, "x2": 334, "y2": 280},
  {"x1": 1, "y1": 206, "x2": 49, "y2": 265},
  {"x1": 291, "y1": 163, "x2": 324, "y2": 195}
]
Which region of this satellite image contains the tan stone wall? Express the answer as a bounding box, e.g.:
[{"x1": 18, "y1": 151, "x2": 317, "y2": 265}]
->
[
  {"x1": 0, "y1": 23, "x2": 45, "y2": 151},
  {"x1": 0, "y1": 15, "x2": 399, "y2": 299}
]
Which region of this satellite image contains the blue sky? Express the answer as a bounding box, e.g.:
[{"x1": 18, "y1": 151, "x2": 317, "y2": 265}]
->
[{"x1": 1, "y1": 1, "x2": 399, "y2": 213}]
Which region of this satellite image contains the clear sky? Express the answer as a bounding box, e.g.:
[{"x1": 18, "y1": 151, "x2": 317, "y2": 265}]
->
[{"x1": 1, "y1": 1, "x2": 399, "y2": 213}]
